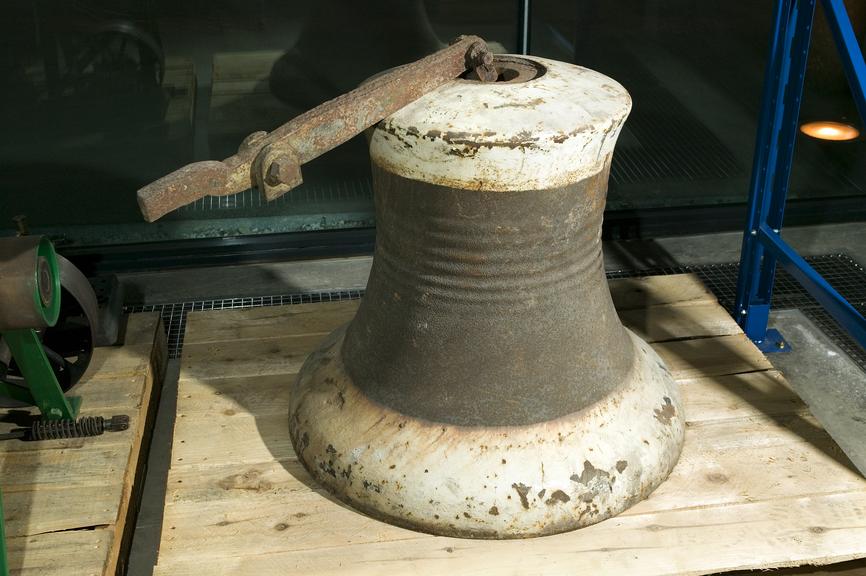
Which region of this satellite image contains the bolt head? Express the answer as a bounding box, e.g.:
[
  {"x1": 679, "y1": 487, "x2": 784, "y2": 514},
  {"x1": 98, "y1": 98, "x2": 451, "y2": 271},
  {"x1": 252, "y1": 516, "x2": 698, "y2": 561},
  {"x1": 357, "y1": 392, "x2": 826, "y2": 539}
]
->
[{"x1": 264, "y1": 154, "x2": 303, "y2": 189}]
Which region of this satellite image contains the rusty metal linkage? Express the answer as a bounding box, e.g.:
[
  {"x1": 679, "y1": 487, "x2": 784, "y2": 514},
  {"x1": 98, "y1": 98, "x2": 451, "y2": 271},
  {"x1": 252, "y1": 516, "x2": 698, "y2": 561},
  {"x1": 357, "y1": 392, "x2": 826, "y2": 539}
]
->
[{"x1": 137, "y1": 35, "x2": 498, "y2": 222}]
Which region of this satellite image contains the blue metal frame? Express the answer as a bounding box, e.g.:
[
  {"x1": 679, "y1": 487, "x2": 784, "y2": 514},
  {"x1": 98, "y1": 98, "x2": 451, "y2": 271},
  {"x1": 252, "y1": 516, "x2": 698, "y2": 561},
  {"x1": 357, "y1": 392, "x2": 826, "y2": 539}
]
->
[{"x1": 735, "y1": 0, "x2": 866, "y2": 352}]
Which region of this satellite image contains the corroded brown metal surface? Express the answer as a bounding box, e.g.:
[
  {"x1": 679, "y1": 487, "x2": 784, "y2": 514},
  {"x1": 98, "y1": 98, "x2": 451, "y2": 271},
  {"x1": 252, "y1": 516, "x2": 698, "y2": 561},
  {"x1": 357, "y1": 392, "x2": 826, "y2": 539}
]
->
[
  {"x1": 136, "y1": 35, "x2": 497, "y2": 222},
  {"x1": 0, "y1": 236, "x2": 56, "y2": 331},
  {"x1": 342, "y1": 162, "x2": 632, "y2": 426}
]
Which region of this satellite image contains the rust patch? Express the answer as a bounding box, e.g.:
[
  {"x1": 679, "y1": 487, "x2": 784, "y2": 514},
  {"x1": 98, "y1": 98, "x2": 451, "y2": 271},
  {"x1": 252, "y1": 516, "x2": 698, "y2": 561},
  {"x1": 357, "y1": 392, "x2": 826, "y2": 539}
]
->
[
  {"x1": 654, "y1": 397, "x2": 676, "y2": 425},
  {"x1": 545, "y1": 490, "x2": 571, "y2": 505},
  {"x1": 328, "y1": 391, "x2": 345, "y2": 409},
  {"x1": 488, "y1": 506, "x2": 499, "y2": 516},
  {"x1": 318, "y1": 460, "x2": 337, "y2": 478},
  {"x1": 491, "y1": 97, "x2": 544, "y2": 109},
  {"x1": 511, "y1": 483, "x2": 531, "y2": 509},
  {"x1": 616, "y1": 460, "x2": 628, "y2": 473},
  {"x1": 570, "y1": 460, "x2": 610, "y2": 485},
  {"x1": 341, "y1": 464, "x2": 353, "y2": 482},
  {"x1": 217, "y1": 469, "x2": 273, "y2": 492}
]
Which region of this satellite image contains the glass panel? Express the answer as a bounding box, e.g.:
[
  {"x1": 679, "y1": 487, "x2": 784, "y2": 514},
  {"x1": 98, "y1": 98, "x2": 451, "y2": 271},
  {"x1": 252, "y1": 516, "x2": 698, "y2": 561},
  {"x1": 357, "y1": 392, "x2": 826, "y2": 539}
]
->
[
  {"x1": 1, "y1": 1, "x2": 517, "y2": 247},
  {"x1": 2, "y1": 1, "x2": 863, "y2": 248},
  {"x1": 532, "y1": 0, "x2": 866, "y2": 212}
]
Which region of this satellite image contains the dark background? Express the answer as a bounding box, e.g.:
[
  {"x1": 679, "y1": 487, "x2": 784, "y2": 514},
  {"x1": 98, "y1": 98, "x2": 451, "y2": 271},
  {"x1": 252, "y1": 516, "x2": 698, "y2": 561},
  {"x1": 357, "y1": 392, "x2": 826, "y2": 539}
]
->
[{"x1": 1, "y1": 1, "x2": 863, "y2": 260}]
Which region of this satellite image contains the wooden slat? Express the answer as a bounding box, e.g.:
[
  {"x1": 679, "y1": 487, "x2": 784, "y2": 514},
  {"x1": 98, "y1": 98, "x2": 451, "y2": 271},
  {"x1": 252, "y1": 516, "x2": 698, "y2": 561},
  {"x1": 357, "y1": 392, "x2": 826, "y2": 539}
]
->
[
  {"x1": 4, "y1": 485, "x2": 122, "y2": 536},
  {"x1": 158, "y1": 274, "x2": 866, "y2": 575},
  {"x1": 8, "y1": 530, "x2": 110, "y2": 576},
  {"x1": 156, "y1": 490, "x2": 866, "y2": 576},
  {"x1": 619, "y1": 300, "x2": 741, "y2": 342},
  {"x1": 608, "y1": 274, "x2": 716, "y2": 310},
  {"x1": 679, "y1": 370, "x2": 804, "y2": 423},
  {"x1": 653, "y1": 333, "x2": 773, "y2": 380},
  {"x1": 183, "y1": 300, "x2": 358, "y2": 345},
  {"x1": 180, "y1": 334, "x2": 324, "y2": 381}
]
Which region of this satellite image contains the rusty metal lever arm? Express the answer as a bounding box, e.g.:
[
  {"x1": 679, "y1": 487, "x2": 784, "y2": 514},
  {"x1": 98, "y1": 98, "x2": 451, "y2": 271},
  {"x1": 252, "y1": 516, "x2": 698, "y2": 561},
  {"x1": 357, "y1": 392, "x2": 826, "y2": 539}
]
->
[{"x1": 137, "y1": 35, "x2": 496, "y2": 222}]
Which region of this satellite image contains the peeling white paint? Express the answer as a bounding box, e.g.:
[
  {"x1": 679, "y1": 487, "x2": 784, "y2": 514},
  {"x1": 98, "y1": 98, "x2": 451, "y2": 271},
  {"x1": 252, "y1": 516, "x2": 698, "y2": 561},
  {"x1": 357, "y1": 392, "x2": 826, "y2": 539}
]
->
[
  {"x1": 289, "y1": 326, "x2": 683, "y2": 538},
  {"x1": 369, "y1": 55, "x2": 632, "y2": 192}
]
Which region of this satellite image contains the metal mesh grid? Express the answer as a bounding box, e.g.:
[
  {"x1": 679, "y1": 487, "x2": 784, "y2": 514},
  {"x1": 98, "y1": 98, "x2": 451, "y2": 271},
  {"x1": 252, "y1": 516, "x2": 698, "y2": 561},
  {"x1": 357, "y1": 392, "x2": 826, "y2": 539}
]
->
[
  {"x1": 125, "y1": 255, "x2": 866, "y2": 369},
  {"x1": 125, "y1": 289, "x2": 364, "y2": 358},
  {"x1": 175, "y1": 179, "x2": 373, "y2": 215},
  {"x1": 608, "y1": 61, "x2": 743, "y2": 187}
]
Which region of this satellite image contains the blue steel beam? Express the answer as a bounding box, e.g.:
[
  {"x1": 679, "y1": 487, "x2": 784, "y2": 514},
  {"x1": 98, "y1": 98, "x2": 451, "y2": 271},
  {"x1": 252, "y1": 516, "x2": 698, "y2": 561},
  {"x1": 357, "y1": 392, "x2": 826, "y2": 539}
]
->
[
  {"x1": 735, "y1": 0, "x2": 866, "y2": 353},
  {"x1": 758, "y1": 226, "x2": 866, "y2": 347},
  {"x1": 821, "y1": 0, "x2": 866, "y2": 122}
]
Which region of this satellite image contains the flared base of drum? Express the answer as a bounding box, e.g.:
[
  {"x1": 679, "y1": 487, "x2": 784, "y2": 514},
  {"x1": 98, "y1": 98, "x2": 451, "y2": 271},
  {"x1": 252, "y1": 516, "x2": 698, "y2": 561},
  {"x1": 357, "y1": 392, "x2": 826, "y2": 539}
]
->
[{"x1": 288, "y1": 326, "x2": 684, "y2": 539}]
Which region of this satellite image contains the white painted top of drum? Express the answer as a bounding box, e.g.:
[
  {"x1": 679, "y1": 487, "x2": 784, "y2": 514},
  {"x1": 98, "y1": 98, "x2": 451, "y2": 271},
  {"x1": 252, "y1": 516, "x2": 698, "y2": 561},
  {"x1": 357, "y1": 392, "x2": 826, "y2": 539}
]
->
[{"x1": 369, "y1": 55, "x2": 631, "y2": 191}]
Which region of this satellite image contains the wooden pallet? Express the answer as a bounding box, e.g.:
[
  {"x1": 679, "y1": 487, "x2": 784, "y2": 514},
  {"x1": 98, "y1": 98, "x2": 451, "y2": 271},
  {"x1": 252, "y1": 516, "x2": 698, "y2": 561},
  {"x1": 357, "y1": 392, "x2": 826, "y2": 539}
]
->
[
  {"x1": 155, "y1": 274, "x2": 866, "y2": 575},
  {"x1": 2, "y1": 313, "x2": 166, "y2": 576}
]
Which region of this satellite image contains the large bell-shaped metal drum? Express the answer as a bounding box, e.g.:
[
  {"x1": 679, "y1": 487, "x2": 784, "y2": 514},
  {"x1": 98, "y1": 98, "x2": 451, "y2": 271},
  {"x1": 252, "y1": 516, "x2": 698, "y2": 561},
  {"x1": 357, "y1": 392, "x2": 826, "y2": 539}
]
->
[{"x1": 289, "y1": 55, "x2": 685, "y2": 538}]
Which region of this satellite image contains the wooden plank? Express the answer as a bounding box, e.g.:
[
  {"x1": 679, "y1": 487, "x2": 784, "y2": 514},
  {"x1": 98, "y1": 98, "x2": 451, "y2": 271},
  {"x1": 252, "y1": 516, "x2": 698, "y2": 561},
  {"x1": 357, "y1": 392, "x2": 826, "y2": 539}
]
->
[
  {"x1": 619, "y1": 300, "x2": 741, "y2": 343},
  {"x1": 608, "y1": 274, "x2": 716, "y2": 310},
  {"x1": 105, "y1": 319, "x2": 163, "y2": 576},
  {"x1": 183, "y1": 300, "x2": 358, "y2": 345},
  {"x1": 180, "y1": 334, "x2": 324, "y2": 381},
  {"x1": 679, "y1": 370, "x2": 805, "y2": 423},
  {"x1": 4, "y1": 485, "x2": 122, "y2": 537},
  {"x1": 9, "y1": 530, "x2": 110, "y2": 576},
  {"x1": 653, "y1": 333, "x2": 773, "y2": 380},
  {"x1": 155, "y1": 490, "x2": 866, "y2": 576},
  {"x1": 0, "y1": 442, "x2": 140, "y2": 492}
]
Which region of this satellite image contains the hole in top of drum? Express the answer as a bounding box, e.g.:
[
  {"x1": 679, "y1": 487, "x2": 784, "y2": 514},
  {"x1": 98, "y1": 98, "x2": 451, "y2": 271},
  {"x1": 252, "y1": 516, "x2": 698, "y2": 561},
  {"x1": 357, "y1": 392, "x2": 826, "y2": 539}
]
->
[{"x1": 461, "y1": 56, "x2": 546, "y2": 84}]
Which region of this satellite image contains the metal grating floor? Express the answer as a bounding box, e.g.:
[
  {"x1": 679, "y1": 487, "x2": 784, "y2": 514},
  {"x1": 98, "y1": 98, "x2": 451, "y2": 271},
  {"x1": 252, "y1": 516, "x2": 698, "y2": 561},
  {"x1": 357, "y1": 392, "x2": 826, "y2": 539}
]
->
[
  {"x1": 608, "y1": 60, "x2": 743, "y2": 187},
  {"x1": 125, "y1": 254, "x2": 866, "y2": 371}
]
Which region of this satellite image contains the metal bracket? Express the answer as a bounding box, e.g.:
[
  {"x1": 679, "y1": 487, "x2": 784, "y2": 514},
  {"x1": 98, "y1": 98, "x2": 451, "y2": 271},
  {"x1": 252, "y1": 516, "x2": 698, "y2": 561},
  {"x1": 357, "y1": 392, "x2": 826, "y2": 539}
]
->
[
  {"x1": 754, "y1": 328, "x2": 792, "y2": 354},
  {"x1": 1, "y1": 329, "x2": 80, "y2": 420},
  {"x1": 136, "y1": 35, "x2": 498, "y2": 222}
]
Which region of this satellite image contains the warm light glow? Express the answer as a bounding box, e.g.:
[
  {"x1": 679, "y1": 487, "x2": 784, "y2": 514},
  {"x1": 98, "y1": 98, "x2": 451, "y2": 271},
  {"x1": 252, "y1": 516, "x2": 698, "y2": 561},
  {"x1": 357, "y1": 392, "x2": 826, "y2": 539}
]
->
[{"x1": 800, "y1": 121, "x2": 860, "y2": 141}]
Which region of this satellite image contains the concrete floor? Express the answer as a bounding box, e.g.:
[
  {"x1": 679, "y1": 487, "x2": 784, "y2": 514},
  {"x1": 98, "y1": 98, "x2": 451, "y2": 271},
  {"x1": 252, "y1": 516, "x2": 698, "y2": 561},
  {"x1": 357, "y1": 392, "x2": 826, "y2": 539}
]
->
[{"x1": 123, "y1": 221, "x2": 866, "y2": 574}]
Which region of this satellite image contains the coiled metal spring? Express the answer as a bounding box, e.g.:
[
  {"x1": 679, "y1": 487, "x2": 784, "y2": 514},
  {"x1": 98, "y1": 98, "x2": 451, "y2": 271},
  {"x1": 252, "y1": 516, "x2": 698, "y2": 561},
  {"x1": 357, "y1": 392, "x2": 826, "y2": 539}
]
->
[{"x1": 29, "y1": 415, "x2": 129, "y2": 441}]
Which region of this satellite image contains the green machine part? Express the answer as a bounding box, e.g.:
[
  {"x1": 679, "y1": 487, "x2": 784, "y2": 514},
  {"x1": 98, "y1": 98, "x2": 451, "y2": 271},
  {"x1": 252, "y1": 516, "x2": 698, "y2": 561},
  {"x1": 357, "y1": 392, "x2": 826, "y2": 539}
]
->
[{"x1": 0, "y1": 236, "x2": 79, "y2": 419}]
